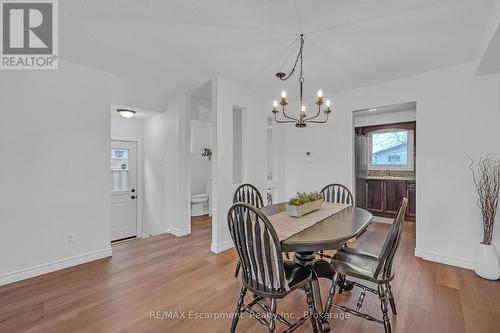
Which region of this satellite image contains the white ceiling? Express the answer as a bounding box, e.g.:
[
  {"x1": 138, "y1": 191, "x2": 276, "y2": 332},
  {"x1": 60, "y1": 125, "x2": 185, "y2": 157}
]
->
[{"x1": 61, "y1": 0, "x2": 495, "y2": 100}]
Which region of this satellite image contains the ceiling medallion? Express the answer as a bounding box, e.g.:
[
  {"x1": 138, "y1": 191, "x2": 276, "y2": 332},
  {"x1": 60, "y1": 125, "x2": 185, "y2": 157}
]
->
[{"x1": 272, "y1": 34, "x2": 331, "y2": 128}]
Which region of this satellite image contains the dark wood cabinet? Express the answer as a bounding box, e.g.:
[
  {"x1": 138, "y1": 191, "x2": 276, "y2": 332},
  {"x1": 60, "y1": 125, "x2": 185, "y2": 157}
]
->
[
  {"x1": 366, "y1": 180, "x2": 384, "y2": 213},
  {"x1": 384, "y1": 181, "x2": 407, "y2": 215},
  {"x1": 366, "y1": 179, "x2": 416, "y2": 222},
  {"x1": 407, "y1": 181, "x2": 416, "y2": 219}
]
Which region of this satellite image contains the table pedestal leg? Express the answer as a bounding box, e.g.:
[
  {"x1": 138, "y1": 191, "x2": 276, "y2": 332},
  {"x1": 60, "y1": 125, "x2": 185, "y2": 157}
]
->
[{"x1": 294, "y1": 252, "x2": 331, "y2": 333}]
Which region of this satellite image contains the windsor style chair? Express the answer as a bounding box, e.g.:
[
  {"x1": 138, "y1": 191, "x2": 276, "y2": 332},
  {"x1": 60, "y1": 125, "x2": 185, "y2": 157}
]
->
[
  {"x1": 227, "y1": 203, "x2": 317, "y2": 333},
  {"x1": 323, "y1": 198, "x2": 408, "y2": 333},
  {"x1": 232, "y1": 184, "x2": 265, "y2": 277}
]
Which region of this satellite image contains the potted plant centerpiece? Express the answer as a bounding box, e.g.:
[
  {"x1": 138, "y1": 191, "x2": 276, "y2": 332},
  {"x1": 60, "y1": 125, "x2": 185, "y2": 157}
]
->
[
  {"x1": 468, "y1": 155, "x2": 500, "y2": 280},
  {"x1": 286, "y1": 192, "x2": 324, "y2": 217}
]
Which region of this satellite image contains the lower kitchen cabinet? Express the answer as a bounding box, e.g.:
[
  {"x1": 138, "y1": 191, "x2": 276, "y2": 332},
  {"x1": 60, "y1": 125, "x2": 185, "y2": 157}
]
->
[
  {"x1": 366, "y1": 179, "x2": 384, "y2": 213},
  {"x1": 407, "y1": 181, "x2": 416, "y2": 219},
  {"x1": 366, "y1": 179, "x2": 415, "y2": 221}
]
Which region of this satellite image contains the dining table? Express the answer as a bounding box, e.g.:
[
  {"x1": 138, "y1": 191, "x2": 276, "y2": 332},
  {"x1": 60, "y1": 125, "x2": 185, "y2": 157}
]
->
[{"x1": 261, "y1": 202, "x2": 373, "y2": 333}]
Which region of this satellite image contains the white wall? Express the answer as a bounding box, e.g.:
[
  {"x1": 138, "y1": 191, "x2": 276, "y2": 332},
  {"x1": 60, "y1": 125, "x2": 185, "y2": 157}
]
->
[
  {"x1": 0, "y1": 60, "x2": 112, "y2": 285},
  {"x1": 190, "y1": 119, "x2": 212, "y2": 194},
  {"x1": 280, "y1": 62, "x2": 500, "y2": 269},
  {"x1": 353, "y1": 109, "x2": 416, "y2": 127},
  {"x1": 110, "y1": 76, "x2": 167, "y2": 113},
  {"x1": 142, "y1": 96, "x2": 190, "y2": 237},
  {"x1": 111, "y1": 116, "x2": 144, "y2": 142},
  {"x1": 211, "y1": 77, "x2": 269, "y2": 253}
]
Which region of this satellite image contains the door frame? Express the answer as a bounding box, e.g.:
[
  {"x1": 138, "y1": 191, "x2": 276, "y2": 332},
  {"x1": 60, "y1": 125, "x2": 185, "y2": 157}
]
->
[{"x1": 111, "y1": 139, "x2": 143, "y2": 240}]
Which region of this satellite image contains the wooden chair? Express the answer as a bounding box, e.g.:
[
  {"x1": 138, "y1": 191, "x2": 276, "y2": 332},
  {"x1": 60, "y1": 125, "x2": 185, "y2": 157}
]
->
[
  {"x1": 320, "y1": 183, "x2": 354, "y2": 206},
  {"x1": 233, "y1": 184, "x2": 265, "y2": 277},
  {"x1": 317, "y1": 184, "x2": 355, "y2": 270},
  {"x1": 227, "y1": 203, "x2": 317, "y2": 333},
  {"x1": 233, "y1": 183, "x2": 264, "y2": 209},
  {"x1": 323, "y1": 198, "x2": 408, "y2": 333}
]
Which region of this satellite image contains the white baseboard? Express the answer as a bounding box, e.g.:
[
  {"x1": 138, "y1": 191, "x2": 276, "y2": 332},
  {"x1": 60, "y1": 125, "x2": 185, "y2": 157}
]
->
[
  {"x1": 211, "y1": 240, "x2": 234, "y2": 254},
  {"x1": 415, "y1": 248, "x2": 473, "y2": 270},
  {"x1": 168, "y1": 227, "x2": 190, "y2": 237},
  {"x1": 0, "y1": 247, "x2": 112, "y2": 287}
]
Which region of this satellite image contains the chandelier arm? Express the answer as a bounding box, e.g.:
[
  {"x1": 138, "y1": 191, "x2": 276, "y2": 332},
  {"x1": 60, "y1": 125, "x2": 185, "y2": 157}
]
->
[
  {"x1": 304, "y1": 104, "x2": 322, "y2": 121},
  {"x1": 281, "y1": 106, "x2": 299, "y2": 122},
  {"x1": 306, "y1": 113, "x2": 329, "y2": 123},
  {"x1": 274, "y1": 113, "x2": 297, "y2": 124}
]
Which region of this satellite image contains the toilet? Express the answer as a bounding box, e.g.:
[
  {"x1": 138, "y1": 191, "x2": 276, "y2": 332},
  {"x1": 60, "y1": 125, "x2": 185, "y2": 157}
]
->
[{"x1": 191, "y1": 193, "x2": 209, "y2": 216}]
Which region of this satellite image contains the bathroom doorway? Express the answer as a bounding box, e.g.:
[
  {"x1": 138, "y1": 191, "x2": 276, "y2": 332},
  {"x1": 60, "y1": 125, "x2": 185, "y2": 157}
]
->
[{"x1": 188, "y1": 82, "x2": 213, "y2": 225}]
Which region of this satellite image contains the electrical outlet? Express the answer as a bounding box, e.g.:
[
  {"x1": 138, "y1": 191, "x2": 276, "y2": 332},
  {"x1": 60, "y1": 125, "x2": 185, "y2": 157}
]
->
[{"x1": 68, "y1": 233, "x2": 76, "y2": 244}]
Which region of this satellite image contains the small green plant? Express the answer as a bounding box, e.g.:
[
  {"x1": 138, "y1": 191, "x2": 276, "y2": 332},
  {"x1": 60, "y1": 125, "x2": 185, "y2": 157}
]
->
[{"x1": 288, "y1": 192, "x2": 323, "y2": 206}]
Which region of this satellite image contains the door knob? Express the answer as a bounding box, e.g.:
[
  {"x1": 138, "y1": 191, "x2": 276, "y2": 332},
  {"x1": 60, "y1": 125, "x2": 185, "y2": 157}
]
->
[
  {"x1": 131, "y1": 195, "x2": 136, "y2": 200},
  {"x1": 131, "y1": 189, "x2": 136, "y2": 193}
]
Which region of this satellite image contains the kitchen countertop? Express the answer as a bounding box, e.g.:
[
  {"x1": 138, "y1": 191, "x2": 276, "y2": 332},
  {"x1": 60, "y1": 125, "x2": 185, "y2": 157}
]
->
[{"x1": 366, "y1": 176, "x2": 415, "y2": 181}]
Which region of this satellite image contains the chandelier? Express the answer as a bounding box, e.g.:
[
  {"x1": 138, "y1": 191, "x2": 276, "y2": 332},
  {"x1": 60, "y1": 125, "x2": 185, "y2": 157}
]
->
[{"x1": 272, "y1": 34, "x2": 331, "y2": 128}]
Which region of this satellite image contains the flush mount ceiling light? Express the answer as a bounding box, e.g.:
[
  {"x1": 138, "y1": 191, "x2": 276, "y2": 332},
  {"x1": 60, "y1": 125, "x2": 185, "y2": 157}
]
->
[
  {"x1": 117, "y1": 109, "x2": 136, "y2": 118},
  {"x1": 272, "y1": 34, "x2": 331, "y2": 128}
]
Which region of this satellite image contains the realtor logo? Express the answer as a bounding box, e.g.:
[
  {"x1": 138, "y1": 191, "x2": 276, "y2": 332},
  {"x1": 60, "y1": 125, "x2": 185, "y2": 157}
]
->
[{"x1": 1, "y1": 0, "x2": 58, "y2": 69}]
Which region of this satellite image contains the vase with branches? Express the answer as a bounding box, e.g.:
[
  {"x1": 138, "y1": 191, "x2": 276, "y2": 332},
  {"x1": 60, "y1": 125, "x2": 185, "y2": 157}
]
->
[{"x1": 467, "y1": 154, "x2": 500, "y2": 280}]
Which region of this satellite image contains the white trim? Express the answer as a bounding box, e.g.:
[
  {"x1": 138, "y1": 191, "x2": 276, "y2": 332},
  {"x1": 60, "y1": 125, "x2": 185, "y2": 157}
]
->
[
  {"x1": 168, "y1": 227, "x2": 190, "y2": 237},
  {"x1": 211, "y1": 240, "x2": 234, "y2": 254},
  {"x1": 0, "y1": 248, "x2": 112, "y2": 287},
  {"x1": 414, "y1": 248, "x2": 473, "y2": 270}
]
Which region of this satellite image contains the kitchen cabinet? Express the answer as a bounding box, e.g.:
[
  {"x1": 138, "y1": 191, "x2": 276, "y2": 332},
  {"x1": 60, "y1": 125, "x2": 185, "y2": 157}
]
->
[
  {"x1": 407, "y1": 181, "x2": 416, "y2": 219},
  {"x1": 366, "y1": 179, "x2": 384, "y2": 213},
  {"x1": 385, "y1": 181, "x2": 407, "y2": 215},
  {"x1": 366, "y1": 179, "x2": 415, "y2": 221}
]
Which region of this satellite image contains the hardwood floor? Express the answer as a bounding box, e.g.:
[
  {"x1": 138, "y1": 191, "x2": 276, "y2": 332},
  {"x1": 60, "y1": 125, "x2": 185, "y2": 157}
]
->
[{"x1": 1, "y1": 216, "x2": 499, "y2": 333}]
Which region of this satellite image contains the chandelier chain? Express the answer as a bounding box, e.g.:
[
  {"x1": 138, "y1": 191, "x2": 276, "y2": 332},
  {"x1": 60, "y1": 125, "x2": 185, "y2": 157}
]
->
[{"x1": 278, "y1": 34, "x2": 304, "y2": 81}]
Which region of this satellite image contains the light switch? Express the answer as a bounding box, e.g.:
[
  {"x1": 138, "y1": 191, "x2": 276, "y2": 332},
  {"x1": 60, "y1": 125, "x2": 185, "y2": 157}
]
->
[{"x1": 305, "y1": 152, "x2": 312, "y2": 164}]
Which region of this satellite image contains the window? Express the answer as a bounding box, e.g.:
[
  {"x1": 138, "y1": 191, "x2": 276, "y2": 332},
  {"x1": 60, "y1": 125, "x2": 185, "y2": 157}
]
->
[
  {"x1": 111, "y1": 149, "x2": 129, "y2": 192},
  {"x1": 368, "y1": 129, "x2": 414, "y2": 170}
]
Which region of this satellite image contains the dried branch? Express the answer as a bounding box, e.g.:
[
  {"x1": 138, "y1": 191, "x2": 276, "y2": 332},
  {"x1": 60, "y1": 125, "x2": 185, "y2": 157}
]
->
[{"x1": 466, "y1": 153, "x2": 500, "y2": 245}]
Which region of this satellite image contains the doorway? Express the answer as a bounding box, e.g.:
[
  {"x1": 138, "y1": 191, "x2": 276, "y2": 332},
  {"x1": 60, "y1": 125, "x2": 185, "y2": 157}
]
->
[
  {"x1": 352, "y1": 102, "x2": 417, "y2": 223},
  {"x1": 111, "y1": 140, "x2": 138, "y2": 241}
]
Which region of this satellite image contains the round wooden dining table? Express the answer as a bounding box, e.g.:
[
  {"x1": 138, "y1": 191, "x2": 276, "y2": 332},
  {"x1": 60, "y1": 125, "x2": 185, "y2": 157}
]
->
[{"x1": 261, "y1": 203, "x2": 373, "y2": 333}]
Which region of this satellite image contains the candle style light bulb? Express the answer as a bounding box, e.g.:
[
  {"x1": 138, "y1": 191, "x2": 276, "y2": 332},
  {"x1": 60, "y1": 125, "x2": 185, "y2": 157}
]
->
[
  {"x1": 281, "y1": 90, "x2": 287, "y2": 98},
  {"x1": 318, "y1": 90, "x2": 323, "y2": 98},
  {"x1": 273, "y1": 100, "x2": 278, "y2": 107},
  {"x1": 325, "y1": 99, "x2": 332, "y2": 114},
  {"x1": 300, "y1": 105, "x2": 306, "y2": 117}
]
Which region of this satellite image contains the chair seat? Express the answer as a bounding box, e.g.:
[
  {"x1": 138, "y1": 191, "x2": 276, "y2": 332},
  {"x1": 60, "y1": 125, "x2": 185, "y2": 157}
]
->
[
  {"x1": 283, "y1": 260, "x2": 312, "y2": 291},
  {"x1": 330, "y1": 247, "x2": 385, "y2": 283}
]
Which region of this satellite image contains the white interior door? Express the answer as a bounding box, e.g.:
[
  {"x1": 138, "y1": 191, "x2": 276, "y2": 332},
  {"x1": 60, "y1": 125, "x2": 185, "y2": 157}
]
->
[{"x1": 111, "y1": 141, "x2": 137, "y2": 241}]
